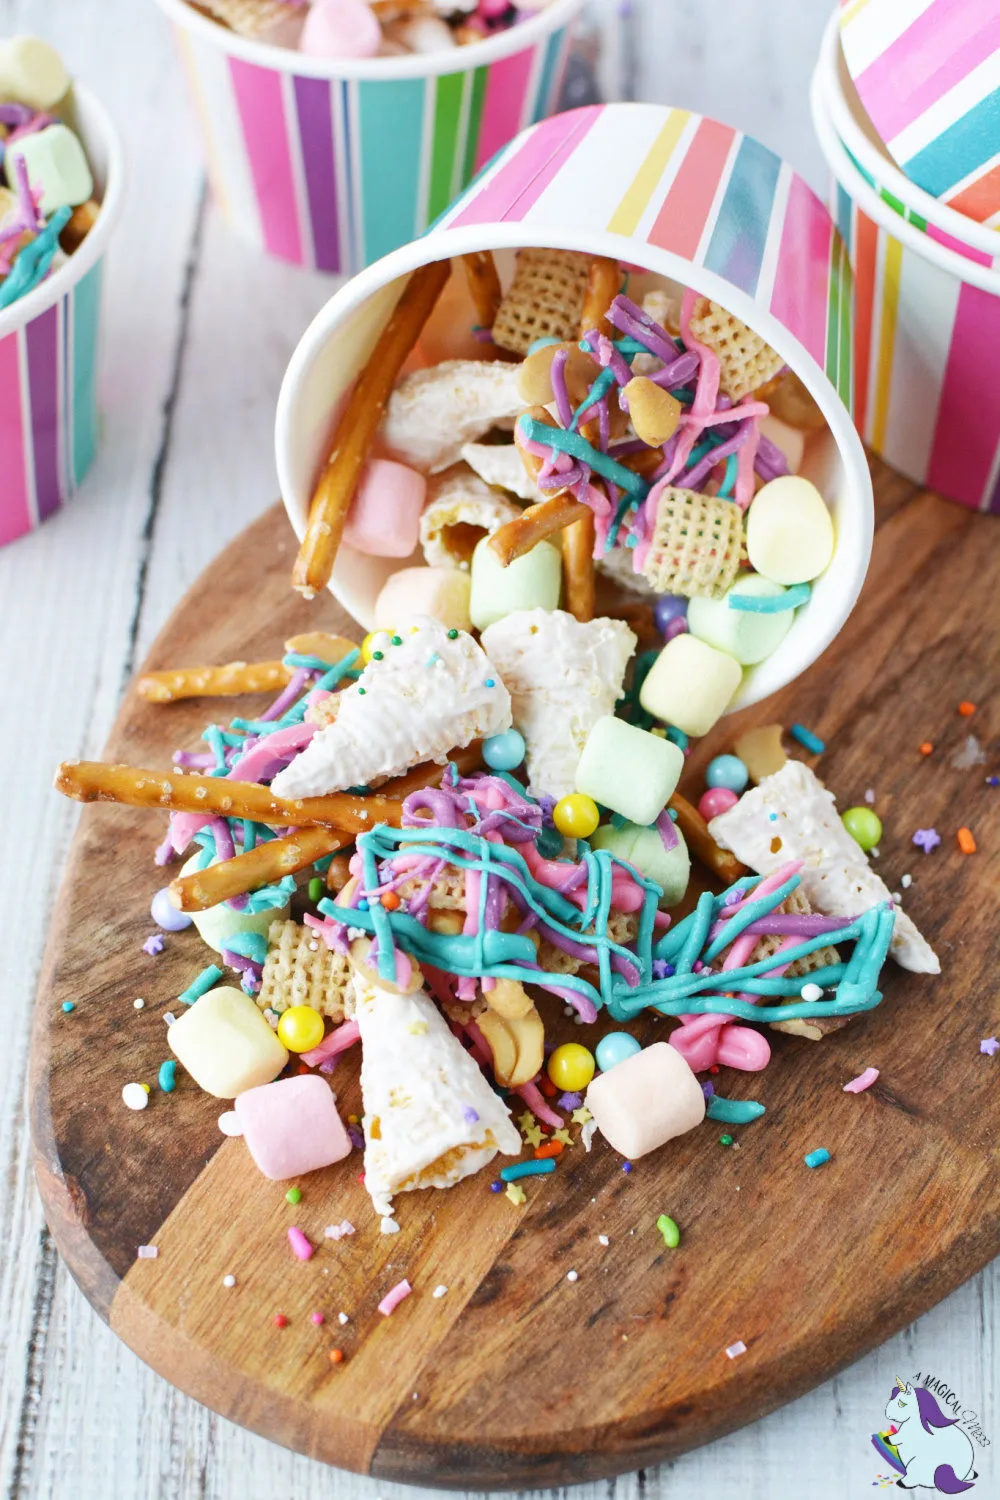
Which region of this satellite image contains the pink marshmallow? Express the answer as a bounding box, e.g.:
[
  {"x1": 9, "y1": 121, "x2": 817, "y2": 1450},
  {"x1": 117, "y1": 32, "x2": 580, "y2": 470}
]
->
[
  {"x1": 299, "y1": 0, "x2": 382, "y2": 58},
  {"x1": 343, "y1": 458, "x2": 426, "y2": 558},
  {"x1": 584, "y1": 1041, "x2": 706, "y2": 1159},
  {"x1": 234, "y1": 1074, "x2": 352, "y2": 1180}
]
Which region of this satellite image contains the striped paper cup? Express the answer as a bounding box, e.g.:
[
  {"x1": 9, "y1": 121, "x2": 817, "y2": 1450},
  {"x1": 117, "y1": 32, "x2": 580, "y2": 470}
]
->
[
  {"x1": 0, "y1": 86, "x2": 125, "y2": 548},
  {"x1": 152, "y1": 0, "x2": 582, "y2": 273},
  {"x1": 813, "y1": 69, "x2": 1000, "y2": 513},
  {"x1": 839, "y1": 0, "x2": 1000, "y2": 219},
  {"x1": 275, "y1": 102, "x2": 873, "y2": 715},
  {"x1": 817, "y1": 12, "x2": 1000, "y2": 269}
]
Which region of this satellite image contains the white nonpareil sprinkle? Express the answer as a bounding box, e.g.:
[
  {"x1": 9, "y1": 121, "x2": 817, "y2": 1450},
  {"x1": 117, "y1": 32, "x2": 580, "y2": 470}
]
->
[
  {"x1": 870, "y1": 846, "x2": 880, "y2": 859},
  {"x1": 799, "y1": 982, "x2": 823, "y2": 1003},
  {"x1": 598, "y1": 1235, "x2": 610, "y2": 1247},
  {"x1": 223, "y1": 1274, "x2": 236, "y2": 1288},
  {"x1": 380, "y1": 1217, "x2": 401, "y2": 1235},
  {"x1": 726, "y1": 1341, "x2": 747, "y2": 1359},
  {"x1": 901, "y1": 873, "x2": 912, "y2": 889},
  {"x1": 432, "y1": 1285, "x2": 448, "y2": 1299},
  {"x1": 566, "y1": 1270, "x2": 579, "y2": 1283},
  {"x1": 122, "y1": 1083, "x2": 149, "y2": 1111},
  {"x1": 864, "y1": 789, "x2": 875, "y2": 804},
  {"x1": 891, "y1": 893, "x2": 902, "y2": 904},
  {"x1": 163, "y1": 1012, "x2": 177, "y2": 1027},
  {"x1": 133, "y1": 997, "x2": 145, "y2": 1010},
  {"x1": 347, "y1": 926, "x2": 366, "y2": 941},
  {"x1": 137, "y1": 1245, "x2": 158, "y2": 1259},
  {"x1": 337, "y1": 1312, "x2": 349, "y2": 1325}
]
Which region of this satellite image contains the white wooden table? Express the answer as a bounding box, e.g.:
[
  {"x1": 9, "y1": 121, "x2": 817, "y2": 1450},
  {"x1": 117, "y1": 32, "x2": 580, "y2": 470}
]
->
[{"x1": 0, "y1": 0, "x2": 995, "y2": 1495}]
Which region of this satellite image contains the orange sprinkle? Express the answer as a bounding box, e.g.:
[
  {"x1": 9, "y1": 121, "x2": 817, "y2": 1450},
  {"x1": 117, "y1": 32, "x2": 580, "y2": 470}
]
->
[
  {"x1": 328, "y1": 1348, "x2": 345, "y2": 1365},
  {"x1": 958, "y1": 701, "x2": 976, "y2": 717},
  {"x1": 957, "y1": 827, "x2": 977, "y2": 854},
  {"x1": 380, "y1": 890, "x2": 401, "y2": 911},
  {"x1": 919, "y1": 741, "x2": 934, "y2": 756},
  {"x1": 539, "y1": 1075, "x2": 559, "y2": 1098},
  {"x1": 534, "y1": 1140, "x2": 564, "y2": 1160}
]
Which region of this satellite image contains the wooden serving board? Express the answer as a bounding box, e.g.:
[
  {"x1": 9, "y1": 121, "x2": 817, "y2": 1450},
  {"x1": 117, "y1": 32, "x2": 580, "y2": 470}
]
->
[{"x1": 31, "y1": 462, "x2": 1000, "y2": 1489}]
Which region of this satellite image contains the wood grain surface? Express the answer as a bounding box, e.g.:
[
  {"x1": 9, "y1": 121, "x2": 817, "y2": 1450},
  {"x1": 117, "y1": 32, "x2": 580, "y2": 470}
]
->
[{"x1": 29, "y1": 467, "x2": 1000, "y2": 1488}]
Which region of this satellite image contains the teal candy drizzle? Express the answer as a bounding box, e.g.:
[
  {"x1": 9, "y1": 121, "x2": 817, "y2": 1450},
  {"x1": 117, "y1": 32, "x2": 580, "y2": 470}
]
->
[
  {"x1": 518, "y1": 416, "x2": 649, "y2": 498},
  {"x1": 717, "y1": 451, "x2": 738, "y2": 499},
  {"x1": 222, "y1": 931, "x2": 268, "y2": 964},
  {"x1": 706, "y1": 1096, "x2": 766, "y2": 1124},
  {"x1": 729, "y1": 582, "x2": 812, "y2": 614},
  {"x1": 0, "y1": 206, "x2": 71, "y2": 310}
]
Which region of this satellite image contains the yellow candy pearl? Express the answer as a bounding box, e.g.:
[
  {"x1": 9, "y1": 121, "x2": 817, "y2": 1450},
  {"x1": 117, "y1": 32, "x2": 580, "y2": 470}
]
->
[
  {"x1": 552, "y1": 793, "x2": 600, "y2": 839},
  {"x1": 361, "y1": 630, "x2": 392, "y2": 665},
  {"x1": 277, "y1": 1005, "x2": 325, "y2": 1054},
  {"x1": 547, "y1": 1042, "x2": 596, "y2": 1092}
]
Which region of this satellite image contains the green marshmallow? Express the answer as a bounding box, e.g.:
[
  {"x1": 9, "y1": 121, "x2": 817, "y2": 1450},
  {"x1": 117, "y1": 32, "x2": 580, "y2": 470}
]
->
[
  {"x1": 468, "y1": 535, "x2": 561, "y2": 631},
  {"x1": 5, "y1": 124, "x2": 93, "y2": 216},
  {"x1": 591, "y1": 819, "x2": 690, "y2": 908},
  {"x1": 179, "y1": 853, "x2": 290, "y2": 955},
  {"x1": 575, "y1": 715, "x2": 684, "y2": 826},
  {"x1": 687, "y1": 573, "x2": 796, "y2": 665}
]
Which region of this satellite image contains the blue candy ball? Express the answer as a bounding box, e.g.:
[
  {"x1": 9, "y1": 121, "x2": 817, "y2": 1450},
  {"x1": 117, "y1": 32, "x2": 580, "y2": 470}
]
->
[
  {"x1": 705, "y1": 754, "x2": 749, "y2": 794},
  {"x1": 595, "y1": 1032, "x2": 643, "y2": 1072},
  {"x1": 151, "y1": 886, "x2": 193, "y2": 932},
  {"x1": 654, "y1": 594, "x2": 688, "y2": 635},
  {"x1": 482, "y1": 728, "x2": 526, "y2": 772}
]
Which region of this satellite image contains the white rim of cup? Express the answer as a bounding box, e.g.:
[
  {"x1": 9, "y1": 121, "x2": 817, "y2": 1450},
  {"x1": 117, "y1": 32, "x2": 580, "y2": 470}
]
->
[
  {"x1": 0, "y1": 84, "x2": 126, "y2": 342},
  {"x1": 815, "y1": 8, "x2": 1000, "y2": 260},
  {"x1": 811, "y1": 65, "x2": 1000, "y2": 296},
  {"x1": 152, "y1": 0, "x2": 585, "y2": 81},
  {"x1": 275, "y1": 222, "x2": 874, "y2": 712}
]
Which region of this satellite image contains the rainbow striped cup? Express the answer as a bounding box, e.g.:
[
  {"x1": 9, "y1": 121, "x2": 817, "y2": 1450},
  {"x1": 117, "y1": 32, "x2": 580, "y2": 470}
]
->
[
  {"x1": 152, "y1": 0, "x2": 582, "y2": 273},
  {"x1": 0, "y1": 86, "x2": 125, "y2": 549},
  {"x1": 276, "y1": 102, "x2": 873, "y2": 715},
  {"x1": 813, "y1": 73, "x2": 1000, "y2": 515}
]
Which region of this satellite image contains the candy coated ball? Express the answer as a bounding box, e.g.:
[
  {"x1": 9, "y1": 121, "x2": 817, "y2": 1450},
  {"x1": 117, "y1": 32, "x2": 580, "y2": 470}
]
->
[
  {"x1": 361, "y1": 630, "x2": 389, "y2": 665},
  {"x1": 547, "y1": 1043, "x2": 596, "y2": 1092},
  {"x1": 151, "y1": 886, "x2": 193, "y2": 932},
  {"x1": 482, "y1": 728, "x2": 526, "y2": 771},
  {"x1": 277, "y1": 1005, "x2": 325, "y2": 1054},
  {"x1": 698, "y1": 786, "x2": 738, "y2": 821},
  {"x1": 552, "y1": 793, "x2": 600, "y2": 839},
  {"x1": 664, "y1": 616, "x2": 689, "y2": 641},
  {"x1": 706, "y1": 754, "x2": 749, "y2": 793},
  {"x1": 654, "y1": 594, "x2": 688, "y2": 635},
  {"x1": 841, "y1": 806, "x2": 882, "y2": 851},
  {"x1": 595, "y1": 1032, "x2": 642, "y2": 1072}
]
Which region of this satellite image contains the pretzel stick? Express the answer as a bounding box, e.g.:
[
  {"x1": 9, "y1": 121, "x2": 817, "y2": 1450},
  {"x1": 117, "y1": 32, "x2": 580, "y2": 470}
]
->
[
  {"x1": 668, "y1": 791, "x2": 747, "y2": 886},
  {"x1": 490, "y1": 495, "x2": 588, "y2": 567},
  {"x1": 561, "y1": 509, "x2": 595, "y2": 622},
  {"x1": 580, "y1": 257, "x2": 621, "y2": 340},
  {"x1": 137, "y1": 661, "x2": 293, "y2": 704},
  {"x1": 461, "y1": 251, "x2": 502, "y2": 330},
  {"x1": 53, "y1": 762, "x2": 403, "y2": 834},
  {"x1": 170, "y1": 742, "x2": 486, "y2": 912},
  {"x1": 292, "y1": 258, "x2": 452, "y2": 600},
  {"x1": 284, "y1": 631, "x2": 360, "y2": 662}
]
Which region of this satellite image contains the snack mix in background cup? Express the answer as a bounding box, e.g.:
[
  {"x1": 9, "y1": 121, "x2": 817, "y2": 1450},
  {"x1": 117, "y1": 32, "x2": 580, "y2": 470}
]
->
[
  {"x1": 153, "y1": 0, "x2": 583, "y2": 272},
  {"x1": 0, "y1": 37, "x2": 124, "y2": 547},
  {"x1": 812, "y1": 26, "x2": 1000, "y2": 514}
]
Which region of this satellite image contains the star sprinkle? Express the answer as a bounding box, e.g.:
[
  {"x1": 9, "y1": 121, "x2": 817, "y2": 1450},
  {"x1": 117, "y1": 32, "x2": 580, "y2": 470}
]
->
[
  {"x1": 522, "y1": 1122, "x2": 544, "y2": 1148},
  {"x1": 552, "y1": 1129, "x2": 573, "y2": 1148},
  {"x1": 517, "y1": 1111, "x2": 537, "y2": 1133},
  {"x1": 142, "y1": 934, "x2": 165, "y2": 956},
  {"x1": 505, "y1": 1183, "x2": 526, "y2": 1206},
  {"x1": 912, "y1": 828, "x2": 941, "y2": 853},
  {"x1": 980, "y1": 1037, "x2": 999, "y2": 1057},
  {"x1": 571, "y1": 1106, "x2": 593, "y2": 1126}
]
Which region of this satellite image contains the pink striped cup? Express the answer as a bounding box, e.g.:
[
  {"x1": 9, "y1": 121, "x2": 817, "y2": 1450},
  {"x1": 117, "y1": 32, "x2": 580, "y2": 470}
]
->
[
  {"x1": 152, "y1": 0, "x2": 583, "y2": 273},
  {"x1": 0, "y1": 86, "x2": 125, "y2": 548},
  {"x1": 276, "y1": 102, "x2": 874, "y2": 716}
]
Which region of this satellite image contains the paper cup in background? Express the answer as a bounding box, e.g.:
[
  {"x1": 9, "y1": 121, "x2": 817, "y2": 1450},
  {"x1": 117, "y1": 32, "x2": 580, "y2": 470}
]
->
[
  {"x1": 839, "y1": 0, "x2": 1000, "y2": 220},
  {"x1": 0, "y1": 86, "x2": 125, "y2": 548},
  {"x1": 813, "y1": 67, "x2": 1000, "y2": 515},
  {"x1": 275, "y1": 102, "x2": 873, "y2": 715},
  {"x1": 818, "y1": 12, "x2": 1000, "y2": 270},
  {"x1": 152, "y1": 0, "x2": 583, "y2": 274}
]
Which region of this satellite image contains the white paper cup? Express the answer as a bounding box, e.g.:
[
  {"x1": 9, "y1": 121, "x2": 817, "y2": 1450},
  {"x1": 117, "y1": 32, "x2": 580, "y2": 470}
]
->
[
  {"x1": 152, "y1": 0, "x2": 583, "y2": 273},
  {"x1": 276, "y1": 102, "x2": 873, "y2": 715},
  {"x1": 812, "y1": 66, "x2": 1000, "y2": 514},
  {"x1": 0, "y1": 85, "x2": 125, "y2": 546}
]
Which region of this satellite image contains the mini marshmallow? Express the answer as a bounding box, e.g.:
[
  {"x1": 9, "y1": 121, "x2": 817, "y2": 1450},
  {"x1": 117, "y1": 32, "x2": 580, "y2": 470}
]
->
[
  {"x1": 168, "y1": 987, "x2": 289, "y2": 1099},
  {"x1": 574, "y1": 716, "x2": 684, "y2": 827},
  {"x1": 234, "y1": 1075, "x2": 352, "y2": 1180},
  {"x1": 746, "y1": 475, "x2": 835, "y2": 585},
  {"x1": 687, "y1": 574, "x2": 795, "y2": 666},
  {"x1": 590, "y1": 820, "x2": 690, "y2": 907},
  {"x1": 343, "y1": 458, "x2": 426, "y2": 558},
  {"x1": 299, "y1": 0, "x2": 382, "y2": 57},
  {"x1": 639, "y1": 634, "x2": 742, "y2": 738},
  {"x1": 374, "y1": 566, "x2": 471, "y2": 632},
  {"x1": 585, "y1": 1041, "x2": 705, "y2": 1159},
  {"x1": 0, "y1": 36, "x2": 69, "y2": 111},
  {"x1": 468, "y1": 535, "x2": 561, "y2": 631},
  {"x1": 5, "y1": 124, "x2": 93, "y2": 216},
  {"x1": 178, "y1": 853, "x2": 290, "y2": 955}
]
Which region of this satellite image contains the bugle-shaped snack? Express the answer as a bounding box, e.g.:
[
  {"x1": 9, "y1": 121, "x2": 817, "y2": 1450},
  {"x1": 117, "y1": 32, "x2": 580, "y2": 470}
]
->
[{"x1": 419, "y1": 470, "x2": 521, "y2": 569}]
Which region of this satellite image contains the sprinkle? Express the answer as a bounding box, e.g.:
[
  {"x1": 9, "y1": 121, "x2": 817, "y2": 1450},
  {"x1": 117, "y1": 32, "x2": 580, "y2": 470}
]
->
[
  {"x1": 137, "y1": 1245, "x2": 158, "y2": 1259},
  {"x1": 598, "y1": 1234, "x2": 610, "y2": 1246},
  {"x1": 311, "y1": 1312, "x2": 325, "y2": 1325},
  {"x1": 790, "y1": 724, "x2": 825, "y2": 754},
  {"x1": 179, "y1": 963, "x2": 223, "y2": 1005},
  {"x1": 325, "y1": 1219, "x2": 355, "y2": 1240},
  {"x1": 951, "y1": 735, "x2": 987, "y2": 769},
  {"x1": 981, "y1": 1037, "x2": 999, "y2": 1057},
  {"x1": 804, "y1": 1148, "x2": 830, "y2": 1168},
  {"x1": 142, "y1": 934, "x2": 165, "y2": 956},
  {"x1": 489, "y1": 1180, "x2": 503, "y2": 1193},
  {"x1": 901, "y1": 873, "x2": 912, "y2": 888},
  {"x1": 571, "y1": 1106, "x2": 593, "y2": 1125},
  {"x1": 726, "y1": 1341, "x2": 747, "y2": 1359},
  {"x1": 987, "y1": 776, "x2": 999, "y2": 788},
  {"x1": 308, "y1": 877, "x2": 324, "y2": 902},
  {"x1": 622, "y1": 1161, "x2": 633, "y2": 1173},
  {"x1": 122, "y1": 1083, "x2": 150, "y2": 1111},
  {"x1": 380, "y1": 1217, "x2": 400, "y2": 1235},
  {"x1": 534, "y1": 1141, "x2": 564, "y2": 1160},
  {"x1": 566, "y1": 1270, "x2": 579, "y2": 1283},
  {"x1": 223, "y1": 1274, "x2": 236, "y2": 1287},
  {"x1": 719, "y1": 1134, "x2": 734, "y2": 1147},
  {"x1": 484, "y1": 678, "x2": 496, "y2": 688},
  {"x1": 133, "y1": 997, "x2": 145, "y2": 1010},
  {"x1": 426, "y1": 652, "x2": 441, "y2": 668},
  {"x1": 505, "y1": 1183, "x2": 526, "y2": 1205},
  {"x1": 958, "y1": 700, "x2": 976, "y2": 716},
  {"x1": 864, "y1": 789, "x2": 875, "y2": 804},
  {"x1": 447, "y1": 629, "x2": 458, "y2": 639},
  {"x1": 338, "y1": 1312, "x2": 349, "y2": 1324},
  {"x1": 957, "y1": 827, "x2": 977, "y2": 854},
  {"x1": 843, "y1": 1067, "x2": 879, "y2": 1093},
  {"x1": 357, "y1": 687, "x2": 366, "y2": 696},
  {"x1": 558, "y1": 1092, "x2": 583, "y2": 1110},
  {"x1": 432, "y1": 1285, "x2": 448, "y2": 1299},
  {"x1": 158, "y1": 1060, "x2": 177, "y2": 1093},
  {"x1": 800, "y1": 982, "x2": 824, "y2": 1002},
  {"x1": 163, "y1": 1012, "x2": 177, "y2": 1026},
  {"x1": 552, "y1": 1128, "x2": 573, "y2": 1147},
  {"x1": 656, "y1": 1214, "x2": 680, "y2": 1248},
  {"x1": 378, "y1": 1278, "x2": 412, "y2": 1316},
  {"x1": 912, "y1": 828, "x2": 940, "y2": 853},
  {"x1": 288, "y1": 1227, "x2": 314, "y2": 1261},
  {"x1": 274, "y1": 1313, "x2": 288, "y2": 1328},
  {"x1": 286, "y1": 1186, "x2": 302, "y2": 1204},
  {"x1": 919, "y1": 741, "x2": 934, "y2": 755},
  {"x1": 61, "y1": 1001, "x2": 75, "y2": 1013},
  {"x1": 328, "y1": 1348, "x2": 344, "y2": 1364},
  {"x1": 500, "y1": 1159, "x2": 556, "y2": 1182}
]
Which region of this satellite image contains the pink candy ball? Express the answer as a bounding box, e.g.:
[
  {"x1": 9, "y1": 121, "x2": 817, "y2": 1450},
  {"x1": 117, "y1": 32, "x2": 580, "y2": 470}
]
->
[
  {"x1": 300, "y1": 0, "x2": 382, "y2": 59},
  {"x1": 698, "y1": 786, "x2": 739, "y2": 821}
]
